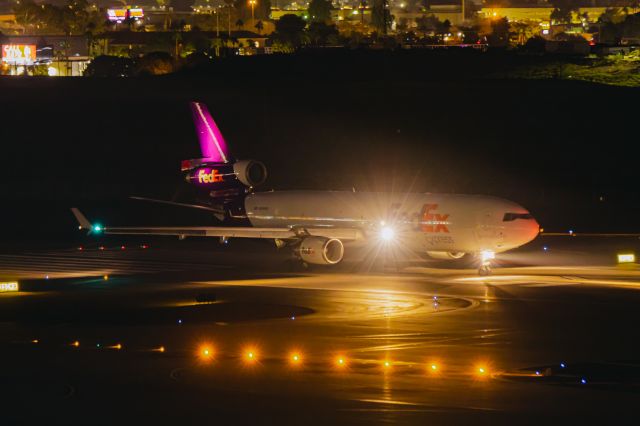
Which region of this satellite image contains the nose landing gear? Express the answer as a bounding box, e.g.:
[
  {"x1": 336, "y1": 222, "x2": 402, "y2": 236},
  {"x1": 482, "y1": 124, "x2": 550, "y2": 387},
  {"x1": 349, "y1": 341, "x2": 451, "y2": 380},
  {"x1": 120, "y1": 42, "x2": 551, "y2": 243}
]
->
[
  {"x1": 478, "y1": 263, "x2": 492, "y2": 276},
  {"x1": 478, "y1": 250, "x2": 495, "y2": 276}
]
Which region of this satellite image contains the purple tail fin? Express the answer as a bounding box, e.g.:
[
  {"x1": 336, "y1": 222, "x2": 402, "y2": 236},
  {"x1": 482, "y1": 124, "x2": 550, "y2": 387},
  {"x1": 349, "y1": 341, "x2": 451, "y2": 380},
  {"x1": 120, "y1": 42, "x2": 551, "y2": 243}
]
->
[{"x1": 190, "y1": 102, "x2": 230, "y2": 163}]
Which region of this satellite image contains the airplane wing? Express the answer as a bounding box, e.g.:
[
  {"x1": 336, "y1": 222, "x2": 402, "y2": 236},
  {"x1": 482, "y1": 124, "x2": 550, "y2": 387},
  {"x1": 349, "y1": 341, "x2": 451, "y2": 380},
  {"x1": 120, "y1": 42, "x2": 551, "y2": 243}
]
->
[
  {"x1": 71, "y1": 208, "x2": 364, "y2": 241},
  {"x1": 541, "y1": 232, "x2": 640, "y2": 237},
  {"x1": 130, "y1": 196, "x2": 225, "y2": 215}
]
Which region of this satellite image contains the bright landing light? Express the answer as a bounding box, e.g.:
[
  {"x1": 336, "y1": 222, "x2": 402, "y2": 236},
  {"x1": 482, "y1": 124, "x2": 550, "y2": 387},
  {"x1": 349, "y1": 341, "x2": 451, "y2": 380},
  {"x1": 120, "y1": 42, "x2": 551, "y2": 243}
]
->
[
  {"x1": 480, "y1": 250, "x2": 495, "y2": 262},
  {"x1": 380, "y1": 226, "x2": 395, "y2": 242}
]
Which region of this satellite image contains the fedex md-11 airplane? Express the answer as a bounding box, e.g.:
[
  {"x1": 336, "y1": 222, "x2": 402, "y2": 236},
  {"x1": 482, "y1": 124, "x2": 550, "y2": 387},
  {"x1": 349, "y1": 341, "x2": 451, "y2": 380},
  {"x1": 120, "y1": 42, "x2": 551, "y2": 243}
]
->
[{"x1": 72, "y1": 102, "x2": 540, "y2": 275}]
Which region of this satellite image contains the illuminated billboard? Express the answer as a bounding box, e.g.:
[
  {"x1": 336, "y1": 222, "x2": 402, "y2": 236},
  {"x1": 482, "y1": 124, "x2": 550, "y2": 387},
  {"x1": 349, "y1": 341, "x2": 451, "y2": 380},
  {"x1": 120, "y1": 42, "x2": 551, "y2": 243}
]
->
[
  {"x1": 107, "y1": 8, "x2": 144, "y2": 23},
  {"x1": 1, "y1": 44, "x2": 36, "y2": 65}
]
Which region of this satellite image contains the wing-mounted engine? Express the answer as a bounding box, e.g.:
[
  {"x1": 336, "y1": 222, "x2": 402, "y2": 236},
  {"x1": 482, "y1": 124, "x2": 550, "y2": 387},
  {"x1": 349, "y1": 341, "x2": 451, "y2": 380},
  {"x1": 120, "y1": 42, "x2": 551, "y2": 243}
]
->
[
  {"x1": 298, "y1": 237, "x2": 345, "y2": 265},
  {"x1": 426, "y1": 251, "x2": 466, "y2": 260}
]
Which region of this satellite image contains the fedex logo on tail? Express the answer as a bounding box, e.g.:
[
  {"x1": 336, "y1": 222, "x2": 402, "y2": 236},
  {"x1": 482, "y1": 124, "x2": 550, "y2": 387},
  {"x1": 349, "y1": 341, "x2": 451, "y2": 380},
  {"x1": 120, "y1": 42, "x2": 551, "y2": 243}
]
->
[
  {"x1": 420, "y1": 204, "x2": 449, "y2": 233},
  {"x1": 197, "y1": 168, "x2": 223, "y2": 184}
]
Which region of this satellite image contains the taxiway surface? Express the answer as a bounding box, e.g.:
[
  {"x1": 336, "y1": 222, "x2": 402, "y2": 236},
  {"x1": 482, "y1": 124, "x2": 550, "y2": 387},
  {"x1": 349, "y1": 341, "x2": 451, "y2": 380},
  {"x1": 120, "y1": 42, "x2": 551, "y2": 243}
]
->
[{"x1": 1, "y1": 241, "x2": 639, "y2": 425}]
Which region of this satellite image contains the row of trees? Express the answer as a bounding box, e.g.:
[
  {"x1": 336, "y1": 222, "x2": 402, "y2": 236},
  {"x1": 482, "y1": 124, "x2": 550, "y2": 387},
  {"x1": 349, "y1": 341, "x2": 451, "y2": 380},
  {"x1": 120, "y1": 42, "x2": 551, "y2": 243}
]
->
[
  {"x1": 599, "y1": 10, "x2": 640, "y2": 43},
  {"x1": 14, "y1": 0, "x2": 105, "y2": 35},
  {"x1": 549, "y1": 0, "x2": 640, "y2": 23},
  {"x1": 272, "y1": 14, "x2": 339, "y2": 49}
]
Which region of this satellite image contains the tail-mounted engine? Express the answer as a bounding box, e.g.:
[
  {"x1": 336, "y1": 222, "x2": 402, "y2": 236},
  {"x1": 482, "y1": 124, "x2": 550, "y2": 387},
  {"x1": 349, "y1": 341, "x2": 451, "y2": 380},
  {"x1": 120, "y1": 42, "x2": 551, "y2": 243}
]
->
[
  {"x1": 233, "y1": 160, "x2": 268, "y2": 187},
  {"x1": 180, "y1": 158, "x2": 267, "y2": 225},
  {"x1": 181, "y1": 158, "x2": 267, "y2": 200}
]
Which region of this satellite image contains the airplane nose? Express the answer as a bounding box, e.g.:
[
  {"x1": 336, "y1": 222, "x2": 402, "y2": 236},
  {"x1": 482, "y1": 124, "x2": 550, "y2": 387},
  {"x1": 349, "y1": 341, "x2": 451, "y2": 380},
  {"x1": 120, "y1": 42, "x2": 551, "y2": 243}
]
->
[{"x1": 527, "y1": 217, "x2": 540, "y2": 242}]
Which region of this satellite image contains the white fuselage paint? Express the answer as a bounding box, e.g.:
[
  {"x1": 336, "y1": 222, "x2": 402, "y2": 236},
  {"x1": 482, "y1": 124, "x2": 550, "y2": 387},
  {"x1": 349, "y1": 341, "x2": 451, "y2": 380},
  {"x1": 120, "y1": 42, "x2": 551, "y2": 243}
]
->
[{"x1": 244, "y1": 191, "x2": 539, "y2": 255}]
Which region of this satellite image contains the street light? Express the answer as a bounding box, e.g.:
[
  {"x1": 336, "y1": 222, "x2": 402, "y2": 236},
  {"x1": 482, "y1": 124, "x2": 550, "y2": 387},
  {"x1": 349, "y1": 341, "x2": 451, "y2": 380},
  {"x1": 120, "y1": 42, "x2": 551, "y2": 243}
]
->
[
  {"x1": 214, "y1": 7, "x2": 219, "y2": 37},
  {"x1": 249, "y1": 0, "x2": 256, "y2": 27}
]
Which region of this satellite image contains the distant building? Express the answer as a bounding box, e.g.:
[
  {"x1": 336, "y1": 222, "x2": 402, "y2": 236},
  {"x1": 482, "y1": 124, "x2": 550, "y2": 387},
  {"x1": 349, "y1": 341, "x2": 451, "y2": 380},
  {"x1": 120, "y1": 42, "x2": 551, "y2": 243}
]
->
[
  {"x1": 393, "y1": 5, "x2": 465, "y2": 26},
  {"x1": 478, "y1": 6, "x2": 612, "y2": 23},
  {"x1": 0, "y1": 12, "x2": 19, "y2": 34},
  {"x1": 0, "y1": 35, "x2": 90, "y2": 76}
]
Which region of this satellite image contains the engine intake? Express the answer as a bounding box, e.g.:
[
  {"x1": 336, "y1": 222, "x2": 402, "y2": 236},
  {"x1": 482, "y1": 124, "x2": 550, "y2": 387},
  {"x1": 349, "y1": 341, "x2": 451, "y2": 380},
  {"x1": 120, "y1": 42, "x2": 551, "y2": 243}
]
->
[
  {"x1": 298, "y1": 237, "x2": 344, "y2": 265},
  {"x1": 234, "y1": 160, "x2": 267, "y2": 188}
]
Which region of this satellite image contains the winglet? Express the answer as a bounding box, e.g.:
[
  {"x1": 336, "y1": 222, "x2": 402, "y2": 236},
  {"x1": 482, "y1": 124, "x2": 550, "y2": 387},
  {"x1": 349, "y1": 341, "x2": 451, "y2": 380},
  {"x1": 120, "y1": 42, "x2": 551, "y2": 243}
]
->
[
  {"x1": 190, "y1": 102, "x2": 230, "y2": 163},
  {"x1": 71, "y1": 208, "x2": 92, "y2": 230}
]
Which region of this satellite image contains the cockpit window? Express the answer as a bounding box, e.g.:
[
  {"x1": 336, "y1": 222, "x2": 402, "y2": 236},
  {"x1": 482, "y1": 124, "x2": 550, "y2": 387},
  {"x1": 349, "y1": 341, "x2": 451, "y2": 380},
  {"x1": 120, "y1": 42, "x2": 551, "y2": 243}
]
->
[{"x1": 503, "y1": 212, "x2": 533, "y2": 222}]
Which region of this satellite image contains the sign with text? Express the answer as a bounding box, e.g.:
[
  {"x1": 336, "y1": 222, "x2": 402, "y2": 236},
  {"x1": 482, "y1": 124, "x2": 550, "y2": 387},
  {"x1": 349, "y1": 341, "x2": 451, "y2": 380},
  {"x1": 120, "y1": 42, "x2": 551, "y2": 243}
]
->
[
  {"x1": 2, "y1": 45, "x2": 36, "y2": 65},
  {"x1": 0, "y1": 282, "x2": 19, "y2": 292},
  {"x1": 107, "y1": 8, "x2": 144, "y2": 22}
]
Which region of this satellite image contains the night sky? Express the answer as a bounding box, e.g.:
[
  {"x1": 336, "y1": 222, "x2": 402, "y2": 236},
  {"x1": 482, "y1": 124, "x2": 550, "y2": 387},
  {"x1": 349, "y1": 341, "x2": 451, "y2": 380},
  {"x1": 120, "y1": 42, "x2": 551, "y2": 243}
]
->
[{"x1": 1, "y1": 51, "x2": 638, "y2": 242}]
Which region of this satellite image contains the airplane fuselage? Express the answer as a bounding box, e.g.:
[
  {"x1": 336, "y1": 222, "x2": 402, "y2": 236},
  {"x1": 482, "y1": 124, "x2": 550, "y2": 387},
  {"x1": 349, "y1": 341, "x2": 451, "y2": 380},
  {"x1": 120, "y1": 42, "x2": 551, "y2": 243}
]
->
[
  {"x1": 74, "y1": 102, "x2": 541, "y2": 274},
  {"x1": 244, "y1": 191, "x2": 540, "y2": 255}
]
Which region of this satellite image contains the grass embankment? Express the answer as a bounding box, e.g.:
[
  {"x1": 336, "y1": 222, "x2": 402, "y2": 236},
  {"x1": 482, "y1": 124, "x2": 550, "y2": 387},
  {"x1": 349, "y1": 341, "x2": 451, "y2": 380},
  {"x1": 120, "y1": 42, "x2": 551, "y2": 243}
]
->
[{"x1": 508, "y1": 50, "x2": 640, "y2": 87}]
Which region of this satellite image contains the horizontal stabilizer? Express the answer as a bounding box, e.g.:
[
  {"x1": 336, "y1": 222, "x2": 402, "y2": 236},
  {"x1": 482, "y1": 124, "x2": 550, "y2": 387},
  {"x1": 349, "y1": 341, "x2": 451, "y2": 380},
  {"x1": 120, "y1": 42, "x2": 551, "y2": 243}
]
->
[{"x1": 71, "y1": 208, "x2": 92, "y2": 230}]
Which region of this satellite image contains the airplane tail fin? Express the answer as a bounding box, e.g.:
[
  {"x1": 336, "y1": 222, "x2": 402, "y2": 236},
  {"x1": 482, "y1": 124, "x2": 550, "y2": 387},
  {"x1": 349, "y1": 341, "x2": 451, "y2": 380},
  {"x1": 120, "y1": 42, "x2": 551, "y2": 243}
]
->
[
  {"x1": 190, "y1": 101, "x2": 230, "y2": 164},
  {"x1": 180, "y1": 102, "x2": 267, "y2": 197}
]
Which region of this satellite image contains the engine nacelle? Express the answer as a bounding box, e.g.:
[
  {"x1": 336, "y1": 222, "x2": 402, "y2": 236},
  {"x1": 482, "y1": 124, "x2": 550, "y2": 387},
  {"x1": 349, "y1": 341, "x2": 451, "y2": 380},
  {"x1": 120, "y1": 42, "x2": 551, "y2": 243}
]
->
[
  {"x1": 233, "y1": 160, "x2": 267, "y2": 188},
  {"x1": 298, "y1": 237, "x2": 344, "y2": 265},
  {"x1": 426, "y1": 251, "x2": 466, "y2": 260}
]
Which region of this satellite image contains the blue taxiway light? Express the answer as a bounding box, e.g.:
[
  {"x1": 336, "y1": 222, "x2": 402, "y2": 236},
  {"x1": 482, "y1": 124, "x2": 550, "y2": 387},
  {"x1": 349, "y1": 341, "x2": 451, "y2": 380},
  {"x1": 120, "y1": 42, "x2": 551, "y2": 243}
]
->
[
  {"x1": 560, "y1": 362, "x2": 566, "y2": 368},
  {"x1": 581, "y1": 378, "x2": 587, "y2": 384},
  {"x1": 177, "y1": 319, "x2": 183, "y2": 325},
  {"x1": 543, "y1": 246, "x2": 549, "y2": 251}
]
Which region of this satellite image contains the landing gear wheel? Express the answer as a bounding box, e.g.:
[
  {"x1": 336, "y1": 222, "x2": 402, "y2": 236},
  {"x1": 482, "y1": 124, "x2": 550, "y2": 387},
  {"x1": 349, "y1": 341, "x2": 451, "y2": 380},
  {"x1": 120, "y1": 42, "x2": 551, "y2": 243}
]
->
[{"x1": 478, "y1": 265, "x2": 492, "y2": 276}]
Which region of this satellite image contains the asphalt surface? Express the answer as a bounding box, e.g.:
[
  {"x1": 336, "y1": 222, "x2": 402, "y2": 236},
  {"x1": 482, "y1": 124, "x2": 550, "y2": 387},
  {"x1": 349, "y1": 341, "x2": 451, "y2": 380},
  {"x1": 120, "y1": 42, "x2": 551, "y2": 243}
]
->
[{"x1": 1, "y1": 239, "x2": 639, "y2": 425}]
